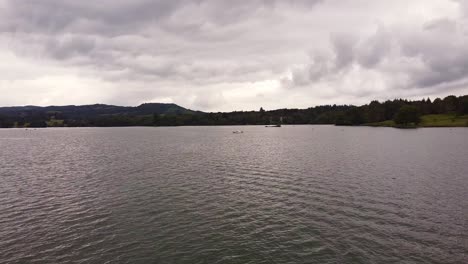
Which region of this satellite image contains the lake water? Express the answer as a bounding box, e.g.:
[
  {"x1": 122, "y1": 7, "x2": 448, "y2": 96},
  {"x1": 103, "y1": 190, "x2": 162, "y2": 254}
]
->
[{"x1": 0, "y1": 126, "x2": 467, "y2": 264}]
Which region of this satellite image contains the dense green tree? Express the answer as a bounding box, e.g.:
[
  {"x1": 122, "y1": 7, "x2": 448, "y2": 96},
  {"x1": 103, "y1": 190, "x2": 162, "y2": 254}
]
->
[
  {"x1": 334, "y1": 112, "x2": 350, "y2": 126},
  {"x1": 153, "y1": 114, "x2": 160, "y2": 125},
  {"x1": 346, "y1": 107, "x2": 366, "y2": 125},
  {"x1": 0, "y1": 115, "x2": 13, "y2": 128},
  {"x1": 0, "y1": 95, "x2": 466, "y2": 127},
  {"x1": 394, "y1": 105, "x2": 421, "y2": 126},
  {"x1": 432, "y1": 98, "x2": 444, "y2": 114},
  {"x1": 443, "y1": 95, "x2": 458, "y2": 113},
  {"x1": 367, "y1": 100, "x2": 385, "y2": 123},
  {"x1": 462, "y1": 96, "x2": 468, "y2": 114}
]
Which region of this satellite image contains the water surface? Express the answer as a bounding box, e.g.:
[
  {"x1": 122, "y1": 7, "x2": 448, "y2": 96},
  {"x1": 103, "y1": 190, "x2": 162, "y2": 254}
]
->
[{"x1": 1, "y1": 126, "x2": 467, "y2": 263}]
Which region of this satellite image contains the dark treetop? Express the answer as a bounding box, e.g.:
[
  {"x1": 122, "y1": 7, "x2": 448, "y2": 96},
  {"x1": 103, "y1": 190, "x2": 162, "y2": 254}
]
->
[{"x1": 0, "y1": 95, "x2": 467, "y2": 128}]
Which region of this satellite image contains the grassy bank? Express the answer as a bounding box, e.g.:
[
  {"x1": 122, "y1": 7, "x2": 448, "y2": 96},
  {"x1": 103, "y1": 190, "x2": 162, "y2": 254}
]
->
[{"x1": 366, "y1": 114, "x2": 468, "y2": 128}]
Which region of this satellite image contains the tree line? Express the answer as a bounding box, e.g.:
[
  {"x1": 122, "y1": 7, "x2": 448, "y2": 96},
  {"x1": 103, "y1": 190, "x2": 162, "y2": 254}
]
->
[{"x1": 0, "y1": 95, "x2": 467, "y2": 128}]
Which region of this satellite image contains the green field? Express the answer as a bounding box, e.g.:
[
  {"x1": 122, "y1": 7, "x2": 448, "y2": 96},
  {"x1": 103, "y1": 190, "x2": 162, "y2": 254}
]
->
[
  {"x1": 366, "y1": 114, "x2": 468, "y2": 128},
  {"x1": 46, "y1": 119, "x2": 65, "y2": 127},
  {"x1": 420, "y1": 114, "x2": 468, "y2": 127}
]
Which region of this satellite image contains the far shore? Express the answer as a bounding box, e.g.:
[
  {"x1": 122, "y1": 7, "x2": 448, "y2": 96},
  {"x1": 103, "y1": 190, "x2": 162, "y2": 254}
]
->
[{"x1": 363, "y1": 114, "x2": 468, "y2": 128}]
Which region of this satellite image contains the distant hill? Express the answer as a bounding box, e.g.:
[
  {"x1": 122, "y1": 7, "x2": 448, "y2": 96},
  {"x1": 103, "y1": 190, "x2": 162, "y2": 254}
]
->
[
  {"x1": 0, "y1": 103, "x2": 200, "y2": 119},
  {"x1": 0, "y1": 95, "x2": 466, "y2": 128}
]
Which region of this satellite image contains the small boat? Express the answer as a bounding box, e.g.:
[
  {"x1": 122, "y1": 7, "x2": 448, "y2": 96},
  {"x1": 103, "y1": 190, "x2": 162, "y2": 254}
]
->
[
  {"x1": 266, "y1": 117, "x2": 283, "y2": 127},
  {"x1": 232, "y1": 130, "x2": 244, "y2": 134}
]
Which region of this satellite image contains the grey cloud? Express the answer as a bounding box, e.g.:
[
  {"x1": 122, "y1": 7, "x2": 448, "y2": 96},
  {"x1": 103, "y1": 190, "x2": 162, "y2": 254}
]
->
[
  {"x1": 331, "y1": 33, "x2": 357, "y2": 70},
  {"x1": 399, "y1": 19, "x2": 468, "y2": 88},
  {"x1": 411, "y1": 50, "x2": 468, "y2": 88},
  {"x1": 284, "y1": 33, "x2": 358, "y2": 87},
  {"x1": 1, "y1": 0, "x2": 184, "y2": 34},
  {"x1": 356, "y1": 26, "x2": 391, "y2": 68},
  {"x1": 1, "y1": 0, "x2": 324, "y2": 87},
  {"x1": 192, "y1": 90, "x2": 226, "y2": 109},
  {"x1": 45, "y1": 35, "x2": 96, "y2": 60},
  {"x1": 284, "y1": 12, "x2": 468, "y2": 99},
  {"x1": 1, "y1": 0, "x2": 323, "y2": 35},
  {"x1": 284, "y1": 34, "x2": 358, "y2": 87},
  {"x1": 424, "y1": 18, "x2": 457, "y2": 32},
  {"x1": 454, "y1": 0, "x2": 468, "y2": 17},
  {"x1": 1, "y1": 0, "x2": 467, "y2": 111}
]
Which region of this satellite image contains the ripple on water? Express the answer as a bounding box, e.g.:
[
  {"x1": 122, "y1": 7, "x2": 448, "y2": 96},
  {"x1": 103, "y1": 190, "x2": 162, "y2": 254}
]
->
[{"x1": 0, "y1": 126, "x2": 467, "y2": 264}]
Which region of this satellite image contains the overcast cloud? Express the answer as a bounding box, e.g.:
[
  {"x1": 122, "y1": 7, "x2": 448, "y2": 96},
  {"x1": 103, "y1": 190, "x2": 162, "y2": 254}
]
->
[{"x1": 0, "y1": 0, "x2": 467, "y2": 111}]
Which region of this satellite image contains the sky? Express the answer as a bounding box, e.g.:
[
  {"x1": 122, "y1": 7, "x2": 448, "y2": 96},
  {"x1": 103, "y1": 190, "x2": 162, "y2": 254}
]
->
[{"x1": 0, "y1": 0, "x2": 467, "y2": 112}]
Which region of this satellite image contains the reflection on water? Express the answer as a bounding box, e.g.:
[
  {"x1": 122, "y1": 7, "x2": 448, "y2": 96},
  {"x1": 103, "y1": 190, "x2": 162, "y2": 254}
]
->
[{"x1": 0, "y1": 126, "x2": 467, "y2": 263}]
